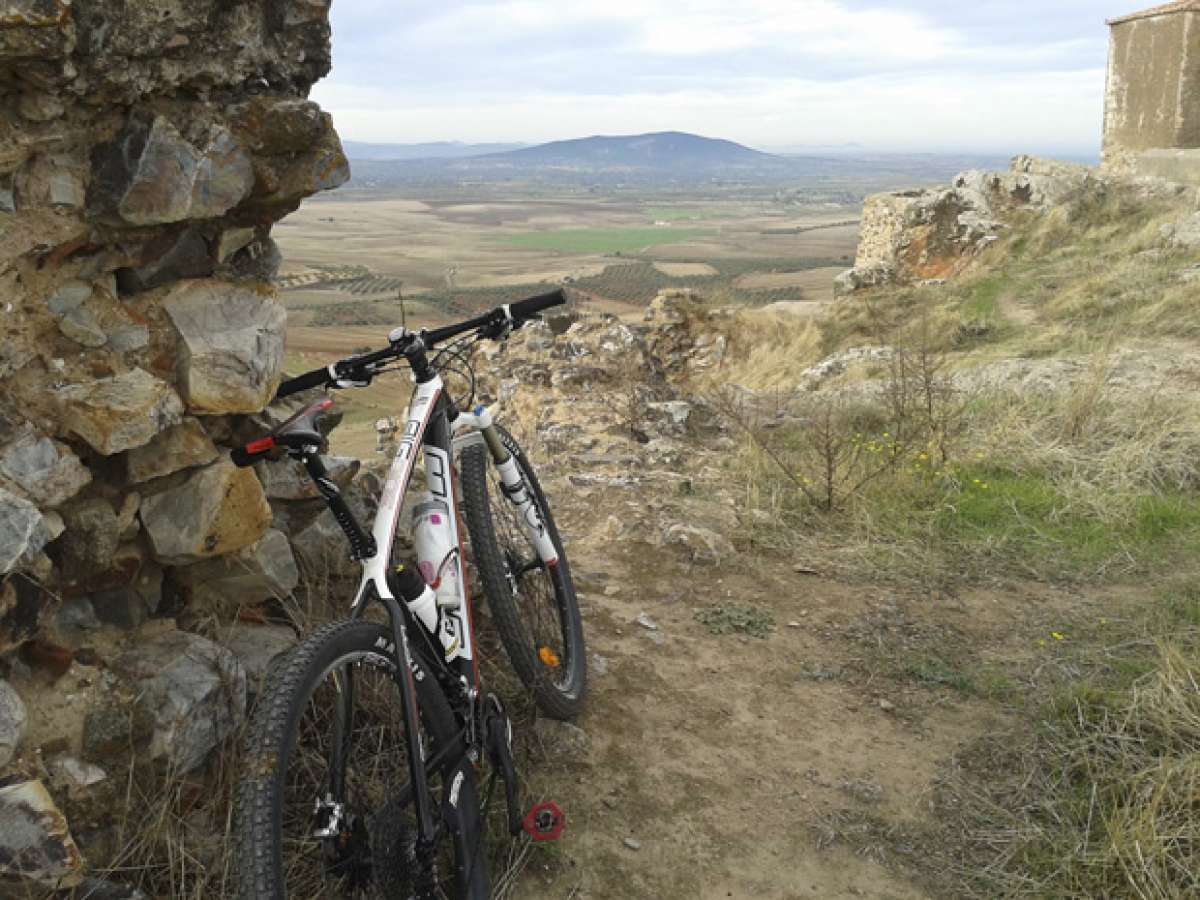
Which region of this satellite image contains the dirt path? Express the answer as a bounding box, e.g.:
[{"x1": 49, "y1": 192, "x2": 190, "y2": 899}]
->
[{"x1": 506, "y1": 470, "x2": 1033, "y2": 899}]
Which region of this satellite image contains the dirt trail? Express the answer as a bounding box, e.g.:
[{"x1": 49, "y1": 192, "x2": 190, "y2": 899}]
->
[
  {"x1": 509, "y1": 473, "x2": 1031, "y2": 899},
  {"x1": 410, "y1": 299, "x2": 1036, "y2": 899}
]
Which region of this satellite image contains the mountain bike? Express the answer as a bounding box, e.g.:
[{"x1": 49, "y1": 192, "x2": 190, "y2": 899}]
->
[{"x1": 233, "y1": 289, "x2": 586, "y2": 899}]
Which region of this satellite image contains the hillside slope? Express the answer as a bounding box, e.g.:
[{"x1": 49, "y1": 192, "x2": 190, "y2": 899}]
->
[{"x1": 469, "y1": 161, "x2": 1200, "y2": 898}]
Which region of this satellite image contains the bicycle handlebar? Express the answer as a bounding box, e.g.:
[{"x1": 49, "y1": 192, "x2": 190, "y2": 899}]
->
[
  {"x1": 510, "y1": 289, "x2": 567, "y2": 320},
  {"x1": 274, "y1": 288, "x2": 568, "y2": 400},
  {"x1": 276, "y1": 366, "x2": 334, "y2": 399}
]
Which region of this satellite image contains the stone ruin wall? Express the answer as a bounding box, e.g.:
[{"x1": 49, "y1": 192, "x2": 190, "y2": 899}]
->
[
  {"x1": 0, "y1": 2, "x2": 359, "y2": 887},
  {"x1": 835, "y1": 157, "x2": 1098, "y2": 295},
  {"x1": 1103, "y1": 5, "x2": 1200, "y2": 184}
]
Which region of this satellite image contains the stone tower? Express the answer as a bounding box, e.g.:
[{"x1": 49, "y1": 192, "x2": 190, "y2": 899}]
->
[{"x1": 1103, "y1": 1, "x2": 1200, "y2": 182}]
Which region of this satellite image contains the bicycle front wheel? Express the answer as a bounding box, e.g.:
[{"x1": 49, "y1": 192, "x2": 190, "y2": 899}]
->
[
  {"x1": 235, "y1": 620, "x2": 489, "y2": 899},
  {"x1": 461, "y1": 425, "x2": 587, "y2": 720}
]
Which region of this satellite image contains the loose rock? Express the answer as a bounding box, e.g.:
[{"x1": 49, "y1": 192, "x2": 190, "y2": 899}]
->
[
  {"x1": 0, "y1": 426, "x2": 91, "y2": 507},
  {"x1": 81, "y1": 704, "x2": 155, "y2": 765},
  {"x1": 49, "y1": 756, "x2": 107, "y2": 791},
  {"x1": 0, "y1": 486, "x2": 48, "y2": 575},
  {"x1": 664, "y1": 522, "x2": 735, "y2": 564},
  {"x1": 218, "y1": 622, "x2": 296, "y2": 688},
  {"x1": 58, "y1": 499, "x2": 120, "y2": 576},
  {"x1": 58, "y1": 306, "x2": 108, "y2": 347},
  {"x1": 0, "y1": 678, "x2": 28, "y2": 767},
  {"x1": 112, "y1": 631, "x2": 246, "y2": 772},
  {"x1": 0, "y1": 780, "x2": 84, "y2": 888},
  {"x1": 635, "y1": 613, "x2": 659, "y2": 631},
  {"x1": 174, "y1": 528, "x2": 299, "y2": 612}
]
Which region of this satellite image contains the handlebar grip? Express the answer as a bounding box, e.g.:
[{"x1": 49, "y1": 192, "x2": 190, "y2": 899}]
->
[
  {"x1": 275, "y1": 366, "x2": 332, "y2": 400},
  {"x1": 510, "y1": 289, "x2": 566, "y2": 321}
]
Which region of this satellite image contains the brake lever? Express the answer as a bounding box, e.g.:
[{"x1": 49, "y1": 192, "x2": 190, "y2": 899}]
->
[
  {"x1": 476, "y1": 319, "x2": 512, "y2": 342},
  {"x1": 331, "y1": 362, "x2": 378, "y2": 389}
]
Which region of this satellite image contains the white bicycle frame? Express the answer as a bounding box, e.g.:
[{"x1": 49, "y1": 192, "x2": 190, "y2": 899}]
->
[{"x1": 350, "y1": 372, "x2": 558, "y2": 671}]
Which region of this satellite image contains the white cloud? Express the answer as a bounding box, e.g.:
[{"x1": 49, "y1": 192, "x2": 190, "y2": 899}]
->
[
  {"x1": 318, "y1": 0, "x2": 1114, "y2": 153},
  {"x1": 405, "y1": 0, "x2": 961, "y2": 64}
]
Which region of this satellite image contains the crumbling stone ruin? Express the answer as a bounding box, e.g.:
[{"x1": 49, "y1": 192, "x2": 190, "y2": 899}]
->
[
  {"x1": 1103, "y1": 1, "x2": 1200, "y2": 184},
  {"x1": 0, "y1": 1, "x2": 350, "y2": 889},
  {"x1": 834, "y1": 156, "x2": 1095, "y2": 294},
  {"x1": 836, "y1": 2, "x2": 1200, "y2": 297},
  {"x1": 835, "y1": 142, "x2": 1200, "y2": 296}
]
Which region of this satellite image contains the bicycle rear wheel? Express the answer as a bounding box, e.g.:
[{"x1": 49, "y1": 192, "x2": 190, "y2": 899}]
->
[
  {"x1": 461, "y1": 426, "x2": 587, "y2": 720},
  {"x1": 235, "y1": 620, "x2": 489, "y2": 899}
]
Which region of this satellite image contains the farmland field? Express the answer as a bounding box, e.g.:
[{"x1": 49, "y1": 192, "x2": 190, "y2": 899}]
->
[
  {"x1": 499, "y1": 227, "x2": 714, "y2": 254},
  {"x1": 274, "y1": 187, "x2": 862, "y2": 338},
  {"x1": 270, "y1": 182, "x2": 865, "y2": 454}
]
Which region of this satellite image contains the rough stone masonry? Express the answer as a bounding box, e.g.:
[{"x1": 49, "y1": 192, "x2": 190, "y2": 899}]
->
[
  {"x1": 0, "y1": 2, "x2": 348, "y2": 887},
  {"x1": 1103, "y1": 1, "x2": 1200, "y2": 184}
]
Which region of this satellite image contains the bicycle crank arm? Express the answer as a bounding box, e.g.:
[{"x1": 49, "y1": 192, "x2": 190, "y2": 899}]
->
[{"x1": 484, "y1": 696, "x2": 523, "y2": 836}]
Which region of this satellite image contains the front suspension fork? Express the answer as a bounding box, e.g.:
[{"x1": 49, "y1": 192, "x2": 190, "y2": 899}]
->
[{"x1": 477, "y1": 418, "x2": 558, "y2": 567}]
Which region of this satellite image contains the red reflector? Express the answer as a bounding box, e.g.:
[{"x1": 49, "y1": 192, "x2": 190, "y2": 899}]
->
[
  {"x1": 245, "y1": 437, "x2": 275, "y2": 454},
  {"x1": 315, "y1": 398, "x2": 334, "y2": 412}
]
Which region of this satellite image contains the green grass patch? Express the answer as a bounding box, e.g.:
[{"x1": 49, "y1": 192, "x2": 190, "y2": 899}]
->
[
  {"x1": 962, "y1": 275, "x2": 1007, "y2": 320},
  {"x1": 928, "y1": 467, "x2": 1200, "y2": 577},
  {"x1": 644, "y1": 207, "x2": 719, "y2": 222},
  {"x1": 499, "y1": 227, "x2": 713, "y2": 254},
  {"x1": 902, "y1": 655, "x2": 976, "y2": 694},
  {"x1": 940, "y1": 588, "x2": 1200, "y2": 899}
]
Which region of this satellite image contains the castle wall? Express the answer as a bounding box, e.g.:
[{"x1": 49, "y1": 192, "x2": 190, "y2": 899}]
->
[{"x1": 1104, "y1": 8, "x2": 1200, "y2": 182}]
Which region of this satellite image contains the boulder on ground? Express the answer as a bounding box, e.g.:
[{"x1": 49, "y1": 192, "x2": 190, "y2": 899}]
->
[
  {"x1": 162, "y1": 279, "x2": 286, "y2": 414},
  {"x1": 140, "y1": 458, "x2": 272, "y2": 565},
  {"x1": 0, "y1": 780, "x2": 84, "y2": 889},
  {"x1": 1163, "y1": 211, "x2": 1200, "y2": 250},
  {"x1": 218, "y1": 622, "x2": 296, "y2": 689},
  {"x1": 112, "y1": 631, "x2": 246, "y2": 772},
  {"x1": 664, "y1": 522, "x2": 735, "y2": 564}
]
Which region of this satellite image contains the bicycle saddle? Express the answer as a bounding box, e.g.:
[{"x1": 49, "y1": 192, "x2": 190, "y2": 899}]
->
[{"x1": 231, "y1": 398, "x2": 334, "y2": 467}]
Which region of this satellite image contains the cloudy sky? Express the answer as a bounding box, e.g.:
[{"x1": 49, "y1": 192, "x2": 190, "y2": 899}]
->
[{"x1": 313, "y1": 0, "x2": 1144, "y2": 156}]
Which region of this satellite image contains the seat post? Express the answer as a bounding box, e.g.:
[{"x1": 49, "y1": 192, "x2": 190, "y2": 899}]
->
[{"x1": 300, "y1": 453, "x2": 378, "y2": 561}]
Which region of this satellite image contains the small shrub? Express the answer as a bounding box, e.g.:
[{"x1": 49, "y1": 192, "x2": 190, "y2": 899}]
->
[{"x1": 695, "y1": 602, "x2": 775, "y2": 638}]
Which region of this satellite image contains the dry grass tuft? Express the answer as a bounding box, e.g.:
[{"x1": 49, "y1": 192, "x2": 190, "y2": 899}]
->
[
  {"x1": 715, "y1": 308, "x2": 823, "y2": 390},
  {"x1": 933, "y1": 624, "x2": 1200, "y2": 899}
]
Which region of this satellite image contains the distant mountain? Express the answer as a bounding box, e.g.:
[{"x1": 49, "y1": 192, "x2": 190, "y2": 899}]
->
[
  {"x1": 474, "y1": 131, "x2": 778, "y2": 170},
  {"x1": 341, "y1": 140, "x2": 530, "y2": 161},
  {"x1": 335, "y1": 130, "x2": 1013, "y2": 195}
]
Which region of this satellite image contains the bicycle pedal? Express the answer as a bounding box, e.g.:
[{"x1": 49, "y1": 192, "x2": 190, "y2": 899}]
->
[{"x1": 522, "y1": 801, "x2": 565, "y2": 842}]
